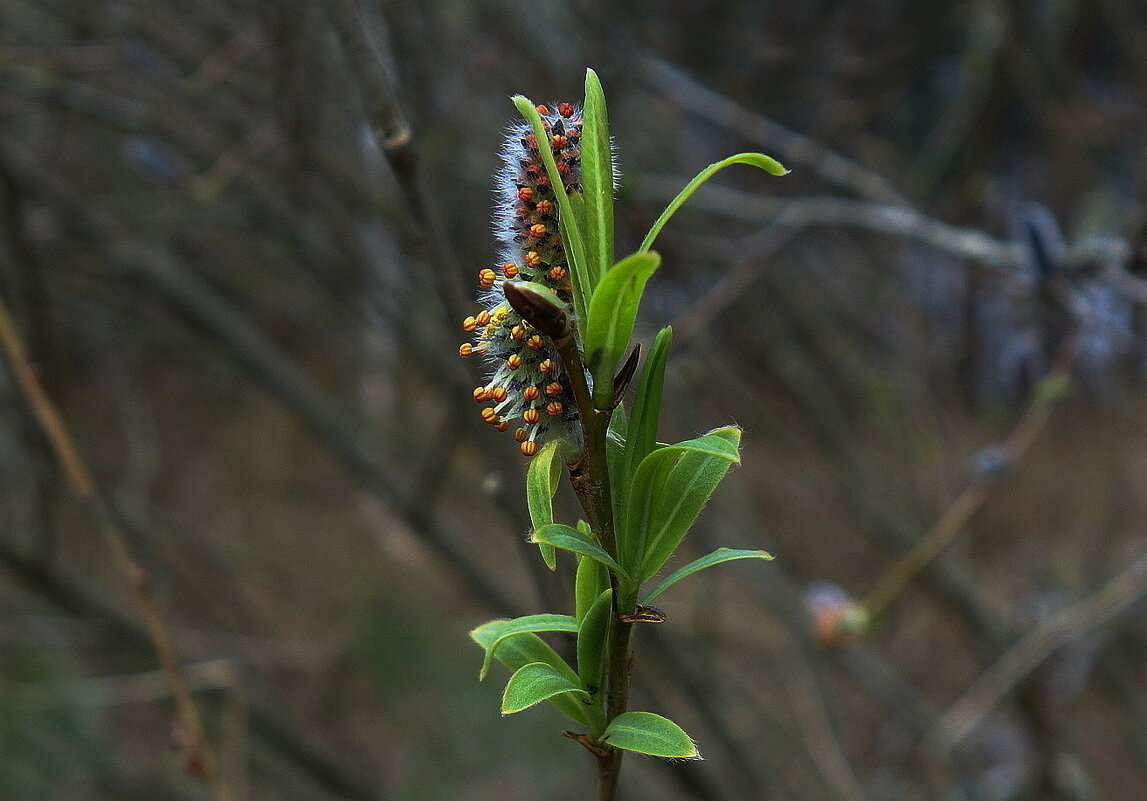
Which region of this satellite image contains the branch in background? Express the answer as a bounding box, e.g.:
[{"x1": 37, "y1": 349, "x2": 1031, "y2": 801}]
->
[
  {"x1": 114, "y1": 241, "x2": 524, "y2": 619},
  {"x1": 0, "y1": 295, "x2": 231, "y2": 801},
  {"x1": 638, "y1": 57, "x2": 910, "y2": 206},
  {"x1": 862, "y1": 334, "x2": 1078, "y2": 622},
  {"x1": 324, "y1": 0, "x2": 469, "y2": 321},
  {"x1": 929, "y1": 549, "x2": 1147, "y2": 749}
]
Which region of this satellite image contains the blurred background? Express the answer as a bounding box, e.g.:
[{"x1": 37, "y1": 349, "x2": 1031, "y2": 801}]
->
[{"x1": 3, "y1": 1, "x2": 1147, "y2": 799}]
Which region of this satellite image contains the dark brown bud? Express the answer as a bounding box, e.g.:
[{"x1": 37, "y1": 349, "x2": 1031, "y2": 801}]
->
[
  {"x1": 502, "y1": 280, "x2": 570, "y2": 340},
  {"x1": 611, "y1": 344, "x2": 641, "y2": 406}
]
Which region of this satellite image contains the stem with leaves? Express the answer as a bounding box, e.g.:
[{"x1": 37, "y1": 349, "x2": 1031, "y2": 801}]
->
[{"x1": 467, "y1": 69, "x2": 785, "y2": 801}]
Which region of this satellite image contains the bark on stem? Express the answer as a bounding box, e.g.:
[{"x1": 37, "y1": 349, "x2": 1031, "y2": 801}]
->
[{"x1": 552, "y1": 331, "x2": 635, "y2": 801}]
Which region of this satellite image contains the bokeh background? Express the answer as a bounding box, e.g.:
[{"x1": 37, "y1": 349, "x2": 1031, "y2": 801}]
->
[{"x1": 3, "y1": 1, "x2": 1147, "y2": 799}]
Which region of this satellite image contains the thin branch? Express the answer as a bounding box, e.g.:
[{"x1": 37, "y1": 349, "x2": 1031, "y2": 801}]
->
[
  {"x1": 929, "y1": 550, "x2": 1147, "y2": 749},
  {"x1": 862, "y1": 335, "x2": 1077, "y2": 622},
  {"x1": 637, "y1": 56, "x2": 910, "y2": 206},
  {"x1": 0, "y1": 294, "x2": 231, "y2": 801}
]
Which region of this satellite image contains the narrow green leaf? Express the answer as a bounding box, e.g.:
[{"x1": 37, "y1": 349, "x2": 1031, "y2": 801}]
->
[
  {"x1": 618, "y1": 326, "x2": 672, "y2": 538},
  {"x1": 617, "y1": 439, "x2": 678, "y2": 577},
  {"x1": 501, "y1": 662, "x2": 590, "y2": 715},
  {"x1": 531, "y1": 524, "x2": 629, "y2": 581},
  {"x1": 619, "y1": 427, "x2": 742, "y2": 583},
  {"x1": 526, "y1": 439, "x2": 579, "y2": 570},
  {"x1": 475, "y1": 614, "x2": 579, "y2": 680},
  {"x1": 576, "y1": 588, "x2": 612, "y2": 699},
  {"x1": 512, "y1": 95, "x2": 592, "y2": 322},
  {"x1": 639, "y1": 152, "x2": 788, "y2": 253},
  {"x1": 641, "y1": 547, "x2": 774, "y2": 605},
  {"x1": 574, "y1": 554, "x2": 608, "y2": 624},
  {"x1": 470, "y1": 620, "x2": 588, "y2": 723},
  {"x1": 581, "y1": 68, "x2": 614, "y2": 287},
  {"x1": 640, "y1": 430, "x2": 742, "y2": 582},
  {"x1": 583, "y1": 251, "x2": 661, "y2": 408},
  {"x1": 600, "y1": 711, "x2": 700, "y2": 759}
]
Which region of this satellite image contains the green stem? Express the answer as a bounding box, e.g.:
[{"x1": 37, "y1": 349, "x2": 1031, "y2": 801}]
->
[{"x1": 553, "y1": 332, "x2": 634, "y2": 801}]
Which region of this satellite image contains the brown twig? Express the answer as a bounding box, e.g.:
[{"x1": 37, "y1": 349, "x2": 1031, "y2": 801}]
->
[
  {"x1": 0, "y1": 294, "x2": 232, "y2": 801},
  {"x1": 861, "y1": 336, "x2": 1077, "y2": 622},
  {"x1": 928, "y1": 550, "x2": 1147, "y2": 749},
  {"x1": 638, "y1": 56, "x2": 910, "y2": 206}
]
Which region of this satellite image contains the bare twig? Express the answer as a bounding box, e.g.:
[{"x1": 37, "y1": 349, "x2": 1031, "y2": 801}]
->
[
  {"x1": 862, "y1": 336, "x2": 1077, "y2": 622},
  {"x1": 638, "y1": 56, "x2": 910, "y2": 206},
  {"x1": 929, "y1": 550, "x2": 1147, "y2": 749},
  {"x1": 0, "y1": 295, "x2": 232, "y2": 801}
]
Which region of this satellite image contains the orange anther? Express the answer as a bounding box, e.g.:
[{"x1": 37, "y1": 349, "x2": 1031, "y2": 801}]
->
[
  {"x1": 473, "y1": 387, "x2": 489, "y2": 402},
  {"x1": 529, "y1": 223, "x2": 547, "y2": 239},
  {"x1": 489, "y1": 386, "x2": 508, "y2": 402},
  {"x1": 502, "y1": 262, "x2": 520, "y2": 278},
  {"x1": 520, "y1": 441, "x2": 539, "y2": 457},
  {"x1": 475, "y1": 310, "x2": 491, "y2": 326},
  {"x1": 527, "y1": 335, "x2": 544, "y2": 351},
  {"x1": 525, "y1": 251, "x2": 542, "y2": 268},
  {"x1": 462, "y1": 316, "x2": 478, "y2": 332},
  {"x1": 546, "y1": 402, "x2": 564, "y2": 416},
  {"x1": 507, "y1": 354, "x2": 523, "y2": 370},
  {"x1": 558, "y1": 103, "x2": 575, "y2": 118},
  {"x1": 522, "y1": 385, "x2": 540, "y2": 401},
  {"x1": 523, "y1": 409, "x2": 541, "y2": 425},
  {"x1": 538, "y1": 359, "x2": 555, "y2": 374},
  {"x1": 478, "y1": 268, "x2": 497, "y2": 288},
  {"x1": 547, "y1": 266, "x2": 566, "y2": 282},
  {"x1": 518, "y1": 186, "x2": 535, "y2": 201},
  {"x1": 545, "y1": 382, "x2": 563, "y2": 397},
  {"x1": 514, "y1": 428, "x2": 528, "y2": 442}
]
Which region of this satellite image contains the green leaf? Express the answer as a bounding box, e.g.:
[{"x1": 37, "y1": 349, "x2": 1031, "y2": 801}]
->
[
  {"x1": 512, "y1": 95, "x2": 592, "y2": 322},
  {"x1": 581, "y1": 68, "x2": 615, "y2": 287},
  {"x1": 531, "y1": 524, "x2": 629, "y2": 581},
  {"x1": 470, "y1": 620, "x2": 588, "y2": 724},
  {"x1": 474, "y1": 614, "x2": 579, "y2": 680},
  {"x1": 526, "y1": 439, "x2": 579, "y2": 570},
  {"x1": 600, "y1": 711, "x2": 699, "y2": 759},
  {"x1": 617, "y1": 326, "x2": 672, "y2": 537},
  {"x1": 501, "y1": 662, "x2": 590, "y2": 715},
  {"x1": 583, "y1": 251, "x2": 661, "y2": 408},
  {"x1": 641, "y1": 547, "x2": 773, "y2": 605},
  {"x1": 576, "y1": 589, "x2": 612, "y2": 700},
  {"x1": 574, "y1": 554, "x2": 608, "y2": 624},
  {"x1": 639, "y1": 152, "x2": 788, "y2": 253},
  {"x1": 619, "y1": 427, "x2": 742, "y2": 582}
]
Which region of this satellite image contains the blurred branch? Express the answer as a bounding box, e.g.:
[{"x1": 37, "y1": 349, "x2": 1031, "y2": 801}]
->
[
  {"x1": 325, "y1": 0, "x2": 468, "y2": 320},
  {"x1": 0, "y1": 294, "x2": 231, "y2": 801},
  {"x1": 862, "y1": 335, "x2": 1077, "y2": 622},
  {"x1": 114, "y1": 241, "x2": 522, "y2": 617},
  {"x1": 638, "y1": 56, "x2": 910, "y2": 206},
  {"x1": 0, "y1": 533, "x2": 387, "y2": 801},
  {"x1": 15, "y1": 658, "x2": 240, "y2": 707},
  {"x1": 929, "y1": 549, "x2": 1147, "y2": 749},
  {"x1": 780, "y1": 633, "x2": 868, "y2": 801},
  {"x1": 906, "y1": 0, "x2": 1006, "y2": 196},
  {"x1": 639, "y1": 184, "x2": 1145, "y2": 348}
]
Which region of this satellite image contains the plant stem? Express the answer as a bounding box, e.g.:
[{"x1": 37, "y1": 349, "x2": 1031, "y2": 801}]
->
[{"x1": 553, "y1": 332, "x2": 634, "y2": 801}]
